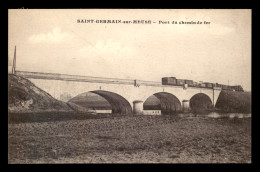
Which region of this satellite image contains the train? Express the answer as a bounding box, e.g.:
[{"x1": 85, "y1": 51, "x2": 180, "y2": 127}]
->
[{"x1": 161, "y1": 77, "x2": 244, "y2": 92}]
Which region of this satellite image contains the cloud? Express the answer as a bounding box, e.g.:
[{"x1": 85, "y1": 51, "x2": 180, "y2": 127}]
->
[
  {"x1": 29, "y1": 28, "x2": 73, "y2": 43},
  {"x1": 79, "y1": 39, "x2": 133, "y2": 57}
]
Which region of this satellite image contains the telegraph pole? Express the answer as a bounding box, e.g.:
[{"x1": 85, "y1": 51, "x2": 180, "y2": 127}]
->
[{"x1": 12, "y1": 46, "x2": 16, "y2": 74}]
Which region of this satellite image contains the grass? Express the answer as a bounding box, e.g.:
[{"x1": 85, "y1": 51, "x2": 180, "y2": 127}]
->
[{"x1": 8, "y1": 113, "x2": 251, "y2": 163}]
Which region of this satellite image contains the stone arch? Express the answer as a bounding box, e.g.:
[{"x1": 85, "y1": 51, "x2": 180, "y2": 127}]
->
[
  {"x1": 189, "y1": 93, "x2": 213, "y2": 112},
  {"x1": 143, "y1": 92, "x2": 182, "y2": 114},
  {"x1": 68, "y1": 90, "x2": 132, "y2": 114}
]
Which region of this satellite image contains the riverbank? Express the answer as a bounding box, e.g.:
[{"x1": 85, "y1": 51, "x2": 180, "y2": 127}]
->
[{"x1": 8, "y1": 111, "x2": 251, "y2": 124}]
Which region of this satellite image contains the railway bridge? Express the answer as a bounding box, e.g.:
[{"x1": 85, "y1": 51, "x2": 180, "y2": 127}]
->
[{"x1": 16, "y1": 70, "x2": 222, "y2": 114}]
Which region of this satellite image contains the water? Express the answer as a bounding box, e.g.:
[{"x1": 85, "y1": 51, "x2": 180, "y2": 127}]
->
[{"x1": 177, "y1": 112, "x2": 251, "y2": 119}]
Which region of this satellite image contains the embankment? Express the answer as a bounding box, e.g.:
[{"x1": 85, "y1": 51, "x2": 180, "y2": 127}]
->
[
  {"x1": 8, "y1": 74, "x2": 73, "y2": 113},
  {"x1": 215, "y1": 90, "x2": 251, "y2": 113}
]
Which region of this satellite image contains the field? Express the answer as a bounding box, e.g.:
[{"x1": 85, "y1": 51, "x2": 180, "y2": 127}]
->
[{"x1": 8, "y1": 113, "x2": 251, "y2": 164}]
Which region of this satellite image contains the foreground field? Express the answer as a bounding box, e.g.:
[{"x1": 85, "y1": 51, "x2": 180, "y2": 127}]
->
[{"x1": 8, "y1": 114, "x2": 251, "y2": 163}]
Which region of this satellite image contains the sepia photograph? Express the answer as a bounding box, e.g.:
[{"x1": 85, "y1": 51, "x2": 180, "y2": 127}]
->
[{"x1": 8, "y1": 9, "x2": 251, "y2": 164}]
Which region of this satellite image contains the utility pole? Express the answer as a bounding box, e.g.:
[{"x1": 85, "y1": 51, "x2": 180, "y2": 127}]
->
[{"x1": 12, "y1": 46, "x2": 16, "y2": 74}]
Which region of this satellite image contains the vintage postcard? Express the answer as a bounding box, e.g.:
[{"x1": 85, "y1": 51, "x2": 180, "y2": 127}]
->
[{"x1": 8, "y1": 9, "x2": 251, "y2": 163}]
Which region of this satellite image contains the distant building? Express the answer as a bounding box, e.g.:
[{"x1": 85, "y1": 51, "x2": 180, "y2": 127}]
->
[{"x1": 143, "y1": 110, "x2": 161, "y2": 115}]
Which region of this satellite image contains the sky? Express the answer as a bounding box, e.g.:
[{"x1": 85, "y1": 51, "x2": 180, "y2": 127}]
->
[{"x1": 8, "y1": 9, "x2": 251, "y2": 91}]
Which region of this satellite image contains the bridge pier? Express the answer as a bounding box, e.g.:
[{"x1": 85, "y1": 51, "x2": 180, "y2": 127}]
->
[
  {"x1": 182, "y1": 100, "x2": 190, "y2": 112},
  {"x1": 133, "y1": 100, "x2": 143, "y2": 114}
]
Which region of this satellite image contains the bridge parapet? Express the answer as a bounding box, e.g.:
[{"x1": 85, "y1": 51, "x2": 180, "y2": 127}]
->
[
  {"x1": 16, "y1": 70, "x2": 215, "y2": 90},
  {"x1": 16, "y1": 71, "x2": 166, "y2": 87},
  {"x1": 16, "y1": 71, "x2": 135, "y2": 85}
]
